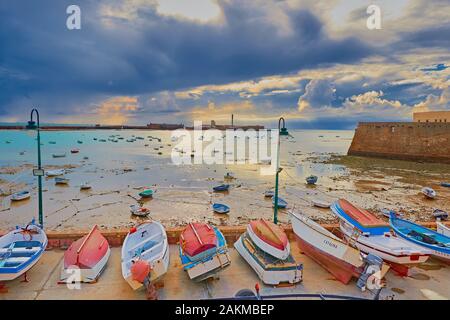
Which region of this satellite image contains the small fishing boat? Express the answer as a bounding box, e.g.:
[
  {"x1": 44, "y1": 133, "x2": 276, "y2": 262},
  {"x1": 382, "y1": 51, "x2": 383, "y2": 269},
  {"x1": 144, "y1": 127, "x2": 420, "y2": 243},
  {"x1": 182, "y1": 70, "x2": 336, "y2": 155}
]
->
[
  {"x1": 440, "y1": 182, "x2": 450, "y2": 188},
  {"x1": 80, "y1": 182, "x2": 92, "y2": 190},
  {"x1": 179, "y1": 223, "x2": 231, "y2": 281},
  {"x1": 139, "y1": 189, "x2": 154, "y2": 198},
  {"x1": 46, "y1": 169, "x2": 65, "y2": 177},
  {"x1": 234, "y1": 231, "x2": 302, "y2": 285},
  {"x1": 60, "y1": 225, "x2": 110, "y2": 283},
  {"x1": 331, "y1": 200, "x2": 431, "y2": 275},
  {"x1": 212, "y1": 203, "x2": 230, "y2": 214},
  {"x1": 49, "y1": 141, "x2": 56, "y2": 144},
  {"x1": 312, "y1": 198, "x2": 330, "y2": 208},
  {"x1": 121, "y1": 222, "x2": 170, "y2": 290},
  {"x1": 247, "y1": 220, "x2": 290, "y2": 260},
  {"x1": 11, "y1": 191, "x2": 31, "y2": 201},
  {"x1": 436, "y1": 221, "x2": 450, "y2": 237},
  {"x1": 83, "y1": 156, "x2": 89, "y2": 160},
  {"x1": 70, "y1": 149, "x2": 79, "y2": 154},
  {"x1": 0, "y1": 220, "x2": 47, "y2": 281},
  {"x1": 213, "y1": 184, "x2": 230, "y2": 192},
  {"x1": 390, "y1": 213, "x2": 450, "y2": 263},
  {"x1": 264, "y1": 190, "x2": 274, "y2": 198},
  {"x1": 421, "y1": 187, "x2": 436, "y2": 199},
  {"x1": 432, "y1": 209, "x2": 448, "y2": 220},
  {"x1": 77, "y1": 140, "x2": 83, "y2": 144},
  {"x1": 130, "y1": 205, "x2": 151, "y2": 217},
  {"x1": 55, "y1": 177, "x2": 69, "y2": 185},
  {"x1": 19, "y1": 151, "x2": 25, "y2": 155},
  {"x1": 224, "y1": 172, "x2": 235, "y2": 179},
  {"x1": 290, "y1": 211, "x2": 379, "y2": 285},
  {"x1": 272, "y1": 196, "x2": 287, "y2": 208},
  {"x1": 93, "y1": 138, "x2": 97, "y2": 141},
  {"x1": 99, "y1": 139, "x2": 107, "y2": 142},
  {"x1": 306, "y1": 175, "x2": 318, "y2": 185},
  {"x1": 52, "y1": 153, "x2": 66, "y2": 158}
]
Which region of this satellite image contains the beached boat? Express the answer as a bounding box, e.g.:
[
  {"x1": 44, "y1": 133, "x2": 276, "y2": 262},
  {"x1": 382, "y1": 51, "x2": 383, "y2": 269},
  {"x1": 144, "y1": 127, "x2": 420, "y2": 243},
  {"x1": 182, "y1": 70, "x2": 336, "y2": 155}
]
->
[
  {"x1": 139, "y1": 189, "x2": 154, "y2": 198},
  {"x1": 121, "y1": 222, "x2": 170, "y2": 290},
  {"x1": 213, "y1": 184, "x2": 230, "y2": 192},
  {"x1": 432, "y1": 209, "x2": 448, "y2": 220},
  {"x1": 306, "y1": 175, "x2": 318, "y2": 185},
  {"x1": 436, "y1": 221, "x2": 450, "y2": 237},
  {"x1": 290, "y1": 211, "x2": 369, "y2": 285},
  {"x1": 264, "y1": 190, "x2": 274, "y2": 198},
  {"x1": 312, "y1": 198, "x2": 330, "y2": 208},
  {"x1": 80, "y1": 182, "x2": 92, "y2": 190},
  {"x1": 52, "y1": 153, "x2": 66, "y2": 158},
  {"x1": 212, "y1": 203, "x2": 230, "y2": 214},
  {"x1": 421, "y1": 187, "x2": 436, "y2": 199},
  {"x1": 60, "y1": 225, "x2": 110, "y2": 283},
  {"x1": 179, "y1": 223, "x2": 231, "y2": 281},
  {"x1": 224, "y1": 172, "x2": 235, "y2": 179},
  {"x1": 46, "y1": 169, "x2": 65, "y2": 177},
  {"x1": 0, "y1": 220, "x2": 47, "y2": 281},
  {"x1": 389, "y1": 213, "x2": 450, "y2": 263},
  {"x1": 272, "y1": 196, "x2": 287, "y2": 208},
  {"x1": 11, "y1": 191, "x2": 31, "y2": 201},
  {"x1": 331, "y1": 200, "x2": 431, "y2": 274},
  {"x1": 440, "y1": 182, "x2": 450, "y2": 188},
  {"x1": 247, "y1": 220, "x2": 290, "y2": 260},
  {"x1": 55, "y1": 177, "x2": 69, "y2": 185},
  {"x1": 130, "y1": 205, "x2": 151, "y2": 217},
  {"x1": 70, "y1": 149, "x2": 79, "y2": 154},
  {"x1": 234, "y1": 231, "x2": 302, "y2": 285}
]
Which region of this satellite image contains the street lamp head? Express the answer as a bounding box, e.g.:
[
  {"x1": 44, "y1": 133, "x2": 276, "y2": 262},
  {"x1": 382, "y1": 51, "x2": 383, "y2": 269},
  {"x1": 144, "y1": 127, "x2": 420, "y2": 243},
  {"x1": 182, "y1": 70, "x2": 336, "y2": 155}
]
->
[
  {"x1": 26, "y1": 120, "x2": 38, "y2": 130},
  {"x1": 278, "y1": 117, "x2": 288, "y2": 135}
]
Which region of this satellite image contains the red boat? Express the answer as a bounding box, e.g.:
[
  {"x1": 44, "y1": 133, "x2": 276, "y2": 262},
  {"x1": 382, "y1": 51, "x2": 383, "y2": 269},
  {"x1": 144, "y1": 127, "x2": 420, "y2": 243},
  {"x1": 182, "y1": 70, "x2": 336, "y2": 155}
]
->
[
  {"x1": 71, "y1": 149, "x2": 79, "y2": 154},
  {"x1": 180, "y1": 223, "x2": 217, "y2": 261},
  {"x1": 60, "y1": 225, "x2": 110, "y2": 283},
  {"x1": 247, "y1": 220, "x2": 290, "y2": 260}
]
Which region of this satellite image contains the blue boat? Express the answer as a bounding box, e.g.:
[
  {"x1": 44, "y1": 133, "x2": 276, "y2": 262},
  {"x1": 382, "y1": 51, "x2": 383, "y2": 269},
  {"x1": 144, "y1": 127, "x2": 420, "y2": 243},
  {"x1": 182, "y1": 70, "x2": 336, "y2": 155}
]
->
[
  {"x1": 272, "y1": 196, "x2": 288, "y2": 208},
  {"x1": 212, "y1": 203, "x2": 230, "y2": 214},
  {"x1": 0, "y1": 220, "x2": 47, "y2": 281},
  {"x1": 179, "y1": 226, "x2": 231, "y2": 281},
  {"x1": 306, "y1": 175, "x2": 318, "y2": 185},
  {"x1": 213, "y1": 184, "x2": 230, "y2": 192},
  {"x1": 441, "y1": 182, "x2": 450, "y2": 188},
  {"x1": 389, "y1": 212, "x2": 450, "y2": 263}
]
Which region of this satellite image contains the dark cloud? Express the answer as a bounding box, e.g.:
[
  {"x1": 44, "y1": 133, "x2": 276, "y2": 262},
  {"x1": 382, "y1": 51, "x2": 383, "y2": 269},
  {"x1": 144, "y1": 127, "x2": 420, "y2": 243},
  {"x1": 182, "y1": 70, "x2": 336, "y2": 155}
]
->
[{"x1": 0, "y1": 0, "x2": 373, "y2": 118}]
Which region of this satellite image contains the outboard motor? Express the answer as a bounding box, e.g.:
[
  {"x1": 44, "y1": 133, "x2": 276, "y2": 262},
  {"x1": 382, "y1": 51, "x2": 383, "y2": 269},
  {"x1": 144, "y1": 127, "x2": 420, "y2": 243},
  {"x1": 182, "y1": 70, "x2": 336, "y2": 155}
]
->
[{"x1": 357, "y1": 253, "x2": 384, "y2": 292}]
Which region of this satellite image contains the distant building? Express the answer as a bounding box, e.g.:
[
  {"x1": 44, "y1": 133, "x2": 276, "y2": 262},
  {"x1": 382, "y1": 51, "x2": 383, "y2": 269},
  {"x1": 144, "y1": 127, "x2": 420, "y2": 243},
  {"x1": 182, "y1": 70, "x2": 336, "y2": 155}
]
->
[{"x1": 413, "y1": 111, "x2": 450, "y2": 123}]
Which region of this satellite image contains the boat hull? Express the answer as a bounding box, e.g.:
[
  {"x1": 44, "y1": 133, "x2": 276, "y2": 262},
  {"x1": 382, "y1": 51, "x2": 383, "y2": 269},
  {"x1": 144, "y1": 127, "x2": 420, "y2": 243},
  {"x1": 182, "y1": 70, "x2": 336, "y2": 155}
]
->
[
  {"x1": 234, "y1": 234, "x2": 302, "y2": 285},
  {"x1": 290, "y1": 212, "x2": 364, "y2": 285},
  {"x1": 247, "y1": 221, "x2": 290, "y2": 260},
  {"x1": 437, "y1": 222, "x2": 450, "y2": 237},
  {"x1": 60, "y1": 247, "x2": 111, "y2": 283}
]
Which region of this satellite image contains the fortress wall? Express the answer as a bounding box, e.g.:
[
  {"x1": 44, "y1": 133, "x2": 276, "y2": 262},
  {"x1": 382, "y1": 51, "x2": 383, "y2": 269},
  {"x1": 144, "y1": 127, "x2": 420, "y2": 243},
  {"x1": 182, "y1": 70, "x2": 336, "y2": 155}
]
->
[{"x1": 348, "y1": 122, "x2": 450, "y2": 163}]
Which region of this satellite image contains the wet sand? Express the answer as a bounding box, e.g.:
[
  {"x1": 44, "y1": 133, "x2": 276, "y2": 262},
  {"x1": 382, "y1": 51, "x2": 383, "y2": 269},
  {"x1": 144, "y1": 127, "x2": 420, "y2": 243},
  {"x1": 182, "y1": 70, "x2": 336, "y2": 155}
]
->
[{"x1": 0, "y1": 130, "x2": 449, "y2": 231}]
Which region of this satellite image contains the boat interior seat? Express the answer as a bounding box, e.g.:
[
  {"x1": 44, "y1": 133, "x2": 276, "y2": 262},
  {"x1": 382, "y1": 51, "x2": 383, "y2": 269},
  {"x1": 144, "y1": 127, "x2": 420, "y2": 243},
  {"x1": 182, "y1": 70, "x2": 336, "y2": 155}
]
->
[
  {"x1": 128, "y1": 233, "x2": 162, "y2": 255},
  {"x1": 1, "y1": 256, "x2": 29, "y2": 267},
  {"x1": 0, "y1": 247, "x2": 40, "y2": 256},
  {"x1": 140, "y1": 241, "x2": 164, "y2": 260}
]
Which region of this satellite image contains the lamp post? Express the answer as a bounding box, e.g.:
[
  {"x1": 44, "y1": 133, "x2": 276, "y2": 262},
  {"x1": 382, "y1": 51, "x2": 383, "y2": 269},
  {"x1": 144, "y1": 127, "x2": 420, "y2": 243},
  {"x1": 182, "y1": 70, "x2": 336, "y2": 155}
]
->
[
  {"x1": 26, "y1": 109, "x2": 44, "y2": 227},
  {"x1": 273, "y1": 117, "x2": 288, "y2": 224}
]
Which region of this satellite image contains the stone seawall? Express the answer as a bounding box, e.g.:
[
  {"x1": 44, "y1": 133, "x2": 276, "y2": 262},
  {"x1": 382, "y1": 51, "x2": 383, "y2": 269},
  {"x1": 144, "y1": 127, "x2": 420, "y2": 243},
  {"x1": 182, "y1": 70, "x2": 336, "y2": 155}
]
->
[{"x1": 348, "y1": 122, "x2": 450, "y2": 163}]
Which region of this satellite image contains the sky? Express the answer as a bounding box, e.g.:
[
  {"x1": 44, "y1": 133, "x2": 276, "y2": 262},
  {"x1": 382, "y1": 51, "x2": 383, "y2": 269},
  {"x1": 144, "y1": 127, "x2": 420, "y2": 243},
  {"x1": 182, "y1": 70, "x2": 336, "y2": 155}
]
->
[{"x1": 0, "y1": 0, "x2": 449, "y2": 129}]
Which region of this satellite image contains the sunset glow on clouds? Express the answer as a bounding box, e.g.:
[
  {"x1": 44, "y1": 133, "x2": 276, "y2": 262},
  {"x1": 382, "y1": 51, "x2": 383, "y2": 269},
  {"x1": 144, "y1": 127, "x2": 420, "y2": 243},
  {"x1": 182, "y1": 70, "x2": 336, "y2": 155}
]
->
[{"x1": 0, "y1": 0, "x2": 448, "y2": 128}]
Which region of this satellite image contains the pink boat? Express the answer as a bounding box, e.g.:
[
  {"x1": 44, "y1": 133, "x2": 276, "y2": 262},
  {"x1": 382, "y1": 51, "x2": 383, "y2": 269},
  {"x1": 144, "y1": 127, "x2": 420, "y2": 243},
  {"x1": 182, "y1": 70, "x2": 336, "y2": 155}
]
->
[{"x1": 60, "y1": 225, "x2": 110, "y2": 283}]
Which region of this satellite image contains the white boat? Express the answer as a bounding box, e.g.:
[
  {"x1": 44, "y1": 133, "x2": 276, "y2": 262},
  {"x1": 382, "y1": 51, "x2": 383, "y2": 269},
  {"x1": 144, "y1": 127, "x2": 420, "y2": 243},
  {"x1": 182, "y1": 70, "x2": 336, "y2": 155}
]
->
[
  {"x1": 130, "y1": 205, "x2": 151, "y2": 217},
  {"x1": 60, "y1": 225, "x2": 110, "y2": 283},
  {"x1": 80, "y1": 182, "x2": 92, "y2": 190},
  {"x1": 331, "y1": 200, "x2": 431, "y2": 275},
  {"x1": 421, "y1": 187, "x2": 436, "y2": 199},
  {"x1": 55, "y1": 177, "x2": 69, "y2": 185},
  {"x1": 0, "y1": 220, "x2": 47, "y2": 281},
  {"x1": 247, "y1": 220, "x2": 290, "y2": 260},
  {"x1": 52, "y1": 153, "x2": 66, "y2": 158},
  {"x1": 234, "y1": 232, "x2": 302, "y2": 285},
  {"x1": 46, "y1": 169, "x2": 65, "y2": 177},
  {"x1": 436, "y1": 221, "x2": 450, "y2": 237},
  {"x1": 121, "y1": 222, "x2": 169, "y2": 290},
  {"x1": 312, "y1": 198, "x2": 330, "y2": 208},
  {"x1": 11, "y1": 191, "x2": 31, "y2": 201},
  {"x1": 289, "y1": 211, "x2": 367, "y2": 285}
]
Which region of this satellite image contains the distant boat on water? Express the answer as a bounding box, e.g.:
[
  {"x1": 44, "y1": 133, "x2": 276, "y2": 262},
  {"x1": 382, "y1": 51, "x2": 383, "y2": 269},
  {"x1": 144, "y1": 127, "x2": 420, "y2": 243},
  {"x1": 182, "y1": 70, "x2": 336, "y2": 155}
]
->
[
  {"x1": 49, "y1": 141, "x2": 56, "y2": 144},
  {"x1": 70, "y1": 149, "x2": 79, "y2": 154},
  {"x1": 52, "y1": 153, "x2": 66, "y2": 158}
]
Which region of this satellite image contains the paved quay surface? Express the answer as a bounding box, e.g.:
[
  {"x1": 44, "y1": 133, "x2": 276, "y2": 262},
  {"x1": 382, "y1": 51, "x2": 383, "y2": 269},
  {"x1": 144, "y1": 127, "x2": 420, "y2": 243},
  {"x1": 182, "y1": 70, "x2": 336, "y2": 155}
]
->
[{"x1": 1, "y1": 240, "x2": 449, "y2": 300}]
